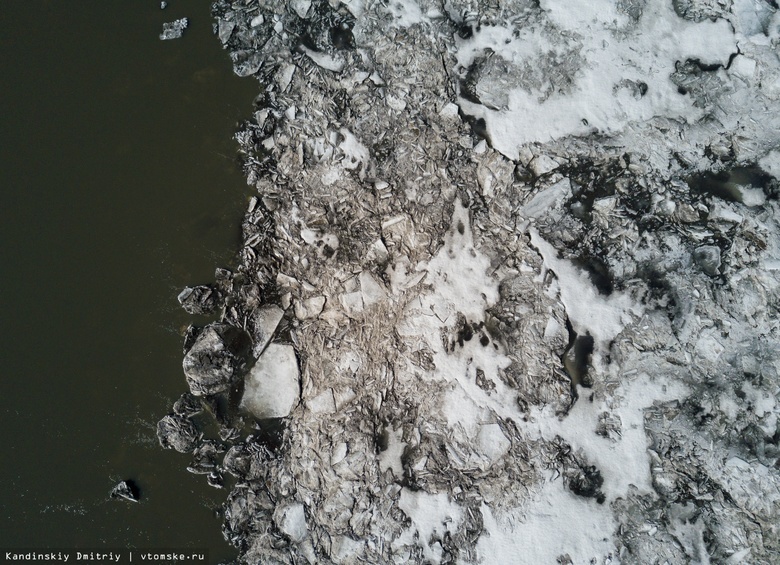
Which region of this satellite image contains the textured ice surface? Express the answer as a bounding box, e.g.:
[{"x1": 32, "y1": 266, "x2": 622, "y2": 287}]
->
[{"x1": 175, "y1": 0, "x2": 780, "y2": 562}]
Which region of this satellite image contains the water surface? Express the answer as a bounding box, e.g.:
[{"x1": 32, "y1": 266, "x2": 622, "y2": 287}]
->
[{"x1": 0, "y1": 2, "x2": 257, "y2": 560}]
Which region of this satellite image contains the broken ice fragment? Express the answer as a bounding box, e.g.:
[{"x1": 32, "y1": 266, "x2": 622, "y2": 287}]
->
[
  {"x1": 177, "y1": 284, "x2": 220, "y2": 315},
  {"x1": 520, "y1": 178, "x2": 572, "y2": 220},
  {"x1": 251, "y1": 305, "x2": 284, "y2": 357},
  {"x1": 290, "y1": 0, "x2": 312, "y2": 19},
  {"x1": 692, "y1": 245, "x2": 721, "y2": 277},
  {"x1": 218, "y1": 19, "x2": 235, "y2": 45},
  {"x1": 294, "y1": 295, "x2": 326, "y2": 320},
  {"x1": 241, "y1": 344, "x2": 300, "y2": 419},
  {"x1": 182, "y1": 323, "x2": 252, "y2": 396},
  {"x1": 301, "y1": 47, "x2": 345, "y2": 72},
  {"x1": 110, "y1": 480, "x2": 140, "y2": 503},
  {"x1": 274, "y1": 502, "x2": 308, "y2": 543},
  {"x1": 340, "y1": 291, "x2": 364, "y2": 317},
  {"x1": 157, "y1": 414, "x2": 199, "y2": 453},
  {"x1": 529, "y1": 154, "x2": 559, "y2": 177},
  {"x1": 160, "y1": 18, "x2": 188, "y2": 40},
  {"x1": 306, "y1": 388, "x2": 336, "y2": 414},
  {"x1": 359, "y1": 270, "x2": 387, "y2": 307}
]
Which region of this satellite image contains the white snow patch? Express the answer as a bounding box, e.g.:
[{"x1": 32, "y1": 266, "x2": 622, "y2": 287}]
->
[
  {"x1": 385, "y1": 0, "x2": 426, "y2": 28},
  {"x1": 533, "y1": 375, "x2": 689, "y2": 500},
  {"x1": 241, "y1": 344, "x2": 300, "y2": 419},
  {"x1": 338, "y1": 128, "x2": 370, "y2": 180},
  {"x1": 396, "y1": 490, "x2": 463, "y2": 564},
  {"x1": 759, "y1": 149, "x2": 780, "y2": 179},
  {"x1": 422, "y1": 200, "x2": 499, "y2": 321},
  {"x1": 529, "y1": 229, "x2": 640, "y2": 346},
  {"x1": 454, "y1": 1, "x2": 737, "y2": 156},
  {"x1": 476, "y1": 423, "x2": 511, "y2": 467},
  {"x1": 474, "y1": 479, "x2": 616, "y2": 565},
  {"x1": 378, "y1": 426, "x2": 406, "y2": 477}
]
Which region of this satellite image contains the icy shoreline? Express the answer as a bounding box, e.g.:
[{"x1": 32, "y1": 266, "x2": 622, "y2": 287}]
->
[{"x1": 159, "y1": 1, "x2": 780, "y2": 563}]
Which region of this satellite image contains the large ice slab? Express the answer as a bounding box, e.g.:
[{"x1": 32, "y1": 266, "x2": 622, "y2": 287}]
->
[{"x1": 241, "y1": 344, "x2": 300, "y2": 419}]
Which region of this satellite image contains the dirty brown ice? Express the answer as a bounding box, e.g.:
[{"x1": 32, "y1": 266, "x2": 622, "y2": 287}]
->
[{"x1": 158, "y1": 1, "x2": 780, "y2": 563}]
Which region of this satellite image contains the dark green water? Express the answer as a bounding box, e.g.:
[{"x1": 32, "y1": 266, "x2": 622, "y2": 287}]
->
[{"x1": 0, "y1": 2, "x2": 257, "y2": 561}]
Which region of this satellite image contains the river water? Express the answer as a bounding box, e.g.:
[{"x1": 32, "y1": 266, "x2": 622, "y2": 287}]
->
[{"x1": 0, "y1": 2, "x2": 257, "y2": 561}]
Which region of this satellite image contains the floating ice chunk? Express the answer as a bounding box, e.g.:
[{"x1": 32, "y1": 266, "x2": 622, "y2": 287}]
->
[
  {"x1": 250, "y1": 14, "x2": 264, "y2": 28},
  {"x1": 734, "y1": 185, "x2": 766, "y2": 207},
  {"x1": 708, "y1": 203, "x2": 743, "y2": 224},
  {"x1": 331, "y1": 536, "x2": 364, "y2": 564},
  {"x1": 331, "y1": 442, "x2": 348, "y2": 465},
  {"x1": 729, "y1": 55, "x2": 757, "y2": 83},
  {"x1": 366, "y1": 238, "x2": 389, "y2": 263},
  {"x1": 160, "y1": 18, "x2": 188, "y2": 40},
  {"x1": 692, "y1": 245, "x2": 721, "y2": 277},
  {"x1": 274, "y1": 502, "x2": 308, "y2": 543},
  {"x1": 294, "y1": 296, "x2": 326, "y2": 320},
  {"x1": 241, "y1": 344, "x2": 300, "y2": 419},
  {"x1": 275, "y1": 63, "x2": 296, "y2": 92},
  {"x1": 732, "y1": 0, "x2": 773, "y2": 38},
  {"x1": 529, "y1": 154, "x2": 559, "y2": 177},
  {"x1": 218, "y1": 19, "x2": 235, "y2": 45},
  {"x1": 340, "y1": 291, "x2": 364, "y2": 317},
  {"x1": 439, "y1": 102, "x2": 460, "y2": 119}
]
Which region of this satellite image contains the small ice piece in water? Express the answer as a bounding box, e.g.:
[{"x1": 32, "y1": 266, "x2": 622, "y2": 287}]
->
[
  {"x1": 241, "y1": 344, "x2": 300, "y2": 419},
  {"x1": 110, "y1": 480, "x2": 140, "y2": 503},
  {"x1": 160, "y1": 18, "x2": 188, "y2": 40},
  {"x1": 160, "y1": 1, "x2": 167, "y2": 9}
]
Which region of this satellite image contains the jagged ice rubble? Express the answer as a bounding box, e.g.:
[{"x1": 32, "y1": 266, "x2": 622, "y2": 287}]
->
[{"x1": 156, "y1": 0, "x2": 780, "y2": 563}]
